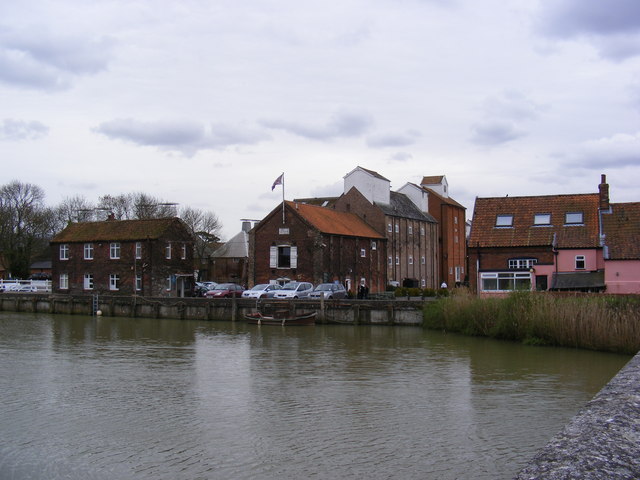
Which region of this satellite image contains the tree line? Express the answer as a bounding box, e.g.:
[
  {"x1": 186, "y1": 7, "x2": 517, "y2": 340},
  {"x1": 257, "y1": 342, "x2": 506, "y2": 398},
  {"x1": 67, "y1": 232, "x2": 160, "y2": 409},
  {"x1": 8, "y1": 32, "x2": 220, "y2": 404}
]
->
[{"x1": 0, "y1": 180, "x2": 222, "y2": 279}]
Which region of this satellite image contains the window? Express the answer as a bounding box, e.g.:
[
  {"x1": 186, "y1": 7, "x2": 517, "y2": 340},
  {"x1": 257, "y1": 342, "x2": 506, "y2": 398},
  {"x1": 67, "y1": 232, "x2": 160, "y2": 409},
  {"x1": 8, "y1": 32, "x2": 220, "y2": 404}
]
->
[
  {"x1": 454, "y1": 216, "x2": 458, "y2": 225},
  {"x1": 388, "y1": 256, "x2": 393, "y2": 266},
  {"x1": 421, "y1": 279, "x2": 426, "y2": 287},
  {"x1": 408, "y1": 225, "x2": 413, "y2": 235},
  {"x1": 181, "y1": 244, "x2": 187, "y2": 260},
  {"x1": 279, "y1": 228, "x2": 290, "y2": 235},
  {"x1": 110, "y1": 242, "x2": 120, "y2": 259},
  {"x1": 421, "y1": 256, "x2": 425, "y2": 265},
  {"x1": 270, "y1": 246, "x2": 298, "y2": 269},
  {"x1": 395, "y1": 256, "x2": 400, "y2": 265},
  {"x1": 420, "y1": 226, "x2": 425, "y2": 236},
  {"x1": 136, "y1": 274, "x2": 142, "y2": 291},
  {"x1": 360, "y1": 248, "x2": 366, "y2": 258},
  {"x1": 60, "y1": 244, "x2": 69, "y2": 260},
  {"x1": 455, "y1": 266, "x2": 462, "y2": 283},
  {"x1": 165, "y1": 242, "x2": 171, "y2": 259},
  {"x1": 109, "y1": 274, "x2": 120, "y2": 291},
  {"x1": 409, "y1": 256, "x2": 413, "y2": 265},
  {"x1": 565, "y1": 212, "x2": 584, "y2": 224},
  {"x1": 59, "y1": 273, "x2": 68, "y2": 290},
  {"x1": 388, "y1": 223, "x2": 392, "y2": 233},
  {"x1": 371, "y1": 241, "x2": 377, "y2": 250},
  {"x1": 166, "y1": 277, "x2": 172, "y2": 291},
  {"x1": 509, "y1": 258, "x2": 537, "y2": 269},
  {"x1": 395, "y1": 224, "x2": 399, "y2": 233},
  {"x1": 481, "y1": 272, "x2": 531, "y2": 292},
  {"x1": 83, "y1": 274, "x2": 93, "y2": 290},
  {"x1": 575, "y1": 255, "x2": 586, "y2": 270},
  {"x1": 135, "y1": 242, "x2": 142, "y2": 259},
  {"x1": 495, "y1": 215, "x2": 513, "y2": 227},
  {"x1": 534, "y1": 213, "x2": 551, "y2": 225},
  {"x1": 84, "y1": 243, "x2": 93, "y2": 260}
]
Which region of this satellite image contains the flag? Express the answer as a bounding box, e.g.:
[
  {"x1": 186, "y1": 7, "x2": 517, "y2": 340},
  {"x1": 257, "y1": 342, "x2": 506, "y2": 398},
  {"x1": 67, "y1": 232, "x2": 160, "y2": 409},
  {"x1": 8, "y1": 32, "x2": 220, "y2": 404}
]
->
[{"x1": 271, "y1": 173, "x2": 283, "y2": 191}]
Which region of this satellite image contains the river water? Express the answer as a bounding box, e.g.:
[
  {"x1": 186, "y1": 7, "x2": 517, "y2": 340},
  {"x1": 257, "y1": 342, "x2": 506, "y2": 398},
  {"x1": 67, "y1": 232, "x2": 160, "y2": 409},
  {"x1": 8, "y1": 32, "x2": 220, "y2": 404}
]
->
[{"x1": 0, "y1": 313, "x2": 630, "y2": 479}]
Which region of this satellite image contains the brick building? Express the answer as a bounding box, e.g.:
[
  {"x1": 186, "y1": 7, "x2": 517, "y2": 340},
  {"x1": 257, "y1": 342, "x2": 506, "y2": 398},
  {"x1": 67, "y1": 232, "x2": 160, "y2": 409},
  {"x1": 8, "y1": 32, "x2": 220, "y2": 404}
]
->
[
  {"x1": 248, "y1": 200, "x2": 386, "y2": 294},
  {"x1": 208, "y1": 221, "x2": 250, "y2": 286},
  {"x1": 51, "y1": 217, "x2": 195, "y2": 297}
]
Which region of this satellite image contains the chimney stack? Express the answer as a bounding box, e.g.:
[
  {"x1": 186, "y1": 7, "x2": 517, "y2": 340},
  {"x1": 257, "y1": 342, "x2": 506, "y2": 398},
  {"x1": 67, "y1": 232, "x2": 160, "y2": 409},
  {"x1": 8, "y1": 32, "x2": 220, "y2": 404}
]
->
[{"x1": 598, "y1": 174, "x2": 610, "y2": 210}]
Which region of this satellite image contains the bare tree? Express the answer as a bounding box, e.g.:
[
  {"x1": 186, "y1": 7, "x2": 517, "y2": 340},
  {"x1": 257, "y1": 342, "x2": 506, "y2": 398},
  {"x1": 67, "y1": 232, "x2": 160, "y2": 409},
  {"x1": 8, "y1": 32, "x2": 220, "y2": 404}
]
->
[
  {"x1": 0, "y1": 181, "x2": 56, "y2": 278},
  {"x1": 132, "y1": 192, "x2": 176, "y2": 219},
  {"x1": 54, "y1": 195, "x2": 95, "y2": 228},
  {"x1": 97, "y1": 193, "x2": 133, "y2": 220},
  {"x1": 179, "y1": 206, "x2": 222, "y2": 261}
]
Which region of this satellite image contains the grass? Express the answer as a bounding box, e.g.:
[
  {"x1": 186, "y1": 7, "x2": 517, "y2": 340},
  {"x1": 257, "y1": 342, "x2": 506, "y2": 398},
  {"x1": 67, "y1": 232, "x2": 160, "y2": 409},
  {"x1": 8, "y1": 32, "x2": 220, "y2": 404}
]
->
[{"x1": 423, "y1": 290, "x2": 640, "y2": 355}]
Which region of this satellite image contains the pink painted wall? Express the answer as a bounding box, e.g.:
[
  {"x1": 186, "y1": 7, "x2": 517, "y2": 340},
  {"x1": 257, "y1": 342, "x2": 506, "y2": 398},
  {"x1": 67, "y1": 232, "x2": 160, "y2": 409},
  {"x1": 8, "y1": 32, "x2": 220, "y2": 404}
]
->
[
  {"x1": 604, "y1": 260, "x2": 640, "y2": 294},
  {"x1": 556, "y1": 249, "x2": 602, "y2": 272}
]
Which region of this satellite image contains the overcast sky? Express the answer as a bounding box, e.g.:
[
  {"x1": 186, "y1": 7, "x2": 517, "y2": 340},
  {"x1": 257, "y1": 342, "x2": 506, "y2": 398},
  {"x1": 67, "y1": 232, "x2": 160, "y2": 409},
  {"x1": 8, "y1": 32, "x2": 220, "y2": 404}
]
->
[{"x1": 2, "y1": 0, "x2": 639, "y2": 239}]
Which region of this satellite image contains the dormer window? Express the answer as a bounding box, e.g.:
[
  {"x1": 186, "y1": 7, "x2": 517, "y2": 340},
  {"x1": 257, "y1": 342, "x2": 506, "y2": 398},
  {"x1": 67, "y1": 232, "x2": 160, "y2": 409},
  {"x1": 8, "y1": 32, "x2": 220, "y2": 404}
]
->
[
  {"x1": 565, "y1": 212, "x2": 583, "y2": 225},
  {"x1": 534, "y1": 213, "x2": 551, "y2": 226},
  {"x1": 495, "y1": 215, "x2": 513, "y2": 227}
]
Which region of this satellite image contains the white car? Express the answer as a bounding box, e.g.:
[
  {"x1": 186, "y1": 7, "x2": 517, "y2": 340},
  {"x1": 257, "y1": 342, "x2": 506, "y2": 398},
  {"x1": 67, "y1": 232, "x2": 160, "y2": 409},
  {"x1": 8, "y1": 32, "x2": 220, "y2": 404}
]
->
[
  {"x1": 242, "y1": 284, "x2": 279, "y2": 299},
  {"x1": 272, "y1": 282, "x2": 314, "y2": 299}
]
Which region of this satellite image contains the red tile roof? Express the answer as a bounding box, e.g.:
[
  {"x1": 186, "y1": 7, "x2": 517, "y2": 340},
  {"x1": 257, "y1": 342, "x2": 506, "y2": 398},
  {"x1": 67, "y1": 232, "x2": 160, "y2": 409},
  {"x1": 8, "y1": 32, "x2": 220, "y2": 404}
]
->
[
  {"x1": 469, "y1": 194, "x2": 600, "y2": 248},
  {"x1": 286, "y1": 201, "x2": 385, "y2": 239},
  {"x1": 601, "y1": 203, "x2": 640, "y2": 260},
  {"x1": 51, "y1": 217, "x2": 189, "y2": 243}
]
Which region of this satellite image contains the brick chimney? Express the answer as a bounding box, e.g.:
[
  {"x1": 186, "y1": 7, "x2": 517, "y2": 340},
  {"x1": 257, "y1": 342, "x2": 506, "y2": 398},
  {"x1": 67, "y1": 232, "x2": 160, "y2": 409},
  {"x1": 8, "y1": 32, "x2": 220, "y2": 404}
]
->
[{"x1": 598, "y1": 174, "x2": 610, "y2": 210}]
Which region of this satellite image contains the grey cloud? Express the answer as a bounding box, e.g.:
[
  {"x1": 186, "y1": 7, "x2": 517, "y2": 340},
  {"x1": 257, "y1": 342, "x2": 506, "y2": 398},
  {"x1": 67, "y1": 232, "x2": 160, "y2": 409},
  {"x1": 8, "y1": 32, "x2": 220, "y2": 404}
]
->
[
  {"x1": 366, "y1": 130, "x2": 420, "y2": 148},
  {"x1": 0, "y1": 26, "x2": 113, "y2": 90},
  {"x1": 94, "y1": 119, "x2": 270, "y2": 154},
  {"x1": 470, "y1": 120, "x2": 525, "y2": 146},
  {"x1": 537, "y1": 0, "x2": 640, "y2": 60},
  {"x1": 389, "y1": 152, "x2": 413, "y2": 162},
  {"x1": 260, "y1": 110, "x2": 373, "y2": 140},
  {"x1": 0, "y1": 119, "x2": 49, "y2": 141},
  {"x1": 562, "y1": 132, "x2": 640, "y2": 168}
]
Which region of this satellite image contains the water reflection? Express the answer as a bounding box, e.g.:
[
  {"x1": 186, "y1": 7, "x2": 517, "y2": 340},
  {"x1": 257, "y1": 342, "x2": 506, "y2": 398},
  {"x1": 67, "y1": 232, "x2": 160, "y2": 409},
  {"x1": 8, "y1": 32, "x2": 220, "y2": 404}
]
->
[{"x1": 0, "y1": 313, "x2": 630, "y2": 480}]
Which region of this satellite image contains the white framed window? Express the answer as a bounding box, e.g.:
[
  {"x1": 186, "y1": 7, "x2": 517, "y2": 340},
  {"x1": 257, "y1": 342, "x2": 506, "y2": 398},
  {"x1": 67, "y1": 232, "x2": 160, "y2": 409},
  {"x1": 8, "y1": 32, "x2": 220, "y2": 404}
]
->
[
  {"x1": 165, "y1": 242, "x2": 172, "y2": 259},
  {"x1": 395, "y1": 256, "x2": 400, "y2": 265},
  {"x1": 409, "y1": 256, "x2": 413, "y2": 265},
  {"x1": 83, "y1": 274, "x2": 93, "y2": 290},
  {"x1": 480, "y1": 272, "x2": 531, "y2": 292},
  {"x1": 455, "y1": 266, "x2": 462, "y2": 282},
  {"x1": 534, "y1": 213, "x2": 551, "y2": 225},
  {"x1": 509, "y1": 258, "x2": 537, "y2": 269},
  {"x1": 110, "y1": 242, "x2": 120, "y2": 259},
  {"x1": 371, "y1": 241, "x2": 377, "y2": 251},
  {"x1": 421, "y1": 279, "x2": 426, "y2": 287},
  {"x1": 84, "y1": 243, "x2": 93, "y2": 260},
  {"x1": 421, "y1": 256, "x2": 425, "y2": 265},
  {"x1": 166, "y1": 277, "x2": 172, "y2": 291},
  {"x1": 388, "y1": 256, "x2": 392, "y2": 266},
  {"x1": 60, "y1": 244, "x2": 69, "y2": 260},
  {"x1": 387, "y1": 223, "x2": 392, "y2": 233},
  {"x1": 408, "y1": 225, "x2": 413, "y2": 235},
  {"x1": 454, "y1": 216, "x2": 458, "y2": 225},
  {"x1": 109, "y1": 274, "x2": 120, "y2": 291},
  {"x1": 59, "y1": 273, "x2": 68, "y2": 290},
  {"x1": 575, "y1": 255, "x2": 586, "y2": 270},
  {"x1": 360, "y1": 248, "x2": 366, "y2": 258},
  {"x1": 420, "y1": 226, "x2": 425, "y2": 236},
  {"x1": 565, "y1": 212, "x2": 584, "y2": 225},
  {"x1": 135, "y1": 242, "x2": 142, "y2": 259},
  {"x1": 279, "y1": 228, "x2": 290, "y2": 235},
  {"x1": 395, "y1": 224, "x2": 399, "y2": 233},
  {"x1": 136, "y1": 274, "x2": 142, "y2": 291},
  {"x1": 495, "y1": 215, "x2": 513, "y2": 227},
  {"x1": 181, "y1": 243, "x2": 187, "y2": 260},
  {"x1": 269, "y1": 245, "x2": 298, "y2": 269}
]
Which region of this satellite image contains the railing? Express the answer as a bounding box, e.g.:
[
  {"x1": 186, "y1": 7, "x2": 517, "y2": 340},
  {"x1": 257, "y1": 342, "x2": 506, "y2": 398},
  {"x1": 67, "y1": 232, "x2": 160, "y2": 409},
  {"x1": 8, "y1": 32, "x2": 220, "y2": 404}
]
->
[{"x1": 0, "y1": 279, "x2": 52, "y2": 293}]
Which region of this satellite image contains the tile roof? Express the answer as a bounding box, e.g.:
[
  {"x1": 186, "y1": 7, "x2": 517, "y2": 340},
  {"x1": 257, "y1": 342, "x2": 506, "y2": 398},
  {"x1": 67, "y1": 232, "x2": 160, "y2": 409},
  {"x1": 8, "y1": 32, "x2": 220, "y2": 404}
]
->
[
  {"x1": 293, "y1": 196, "x2": 339, "y2": 208},
  {"x1": 286, "y1": 201, "x2": 385, "y2": 239},
  {"x1": 376, "y1": 192, "x2": 438, "y2": 223},
  {"x1": 469, "y1": 193, "x2": 600, "y2": 248},
  {"x1": 421, "y1": 185, "x2": 466, "y2": 209},
  {"x1": 420, "y1": 175, "x2": 445, "y2": 185},
  {"x1": 51, "y1": 217, "x2": 189, "y2": 243},
  {"x1": 601, "y1": 202, "x2": 640, "y2": 260}
]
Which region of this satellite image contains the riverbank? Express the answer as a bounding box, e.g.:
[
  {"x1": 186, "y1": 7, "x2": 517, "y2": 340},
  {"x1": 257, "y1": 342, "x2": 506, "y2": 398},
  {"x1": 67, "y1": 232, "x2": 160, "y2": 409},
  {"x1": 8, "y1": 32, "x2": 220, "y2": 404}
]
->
[{"x1": 423, "y1": 291, "x2": 640, "y2": 355}]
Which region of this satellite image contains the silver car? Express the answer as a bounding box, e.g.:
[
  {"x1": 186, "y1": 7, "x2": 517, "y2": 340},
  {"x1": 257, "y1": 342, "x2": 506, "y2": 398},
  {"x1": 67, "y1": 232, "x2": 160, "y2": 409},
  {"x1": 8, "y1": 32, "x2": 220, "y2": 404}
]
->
[
  {"x1": 272, "y1": 281, "x2": 314, "y2": 299},
  {"x1": 242, "y1": 283, "x2": 278, "y2": 299},
  {"x1": 308, "y1": 283, "x2": 347, "y2": 299}
]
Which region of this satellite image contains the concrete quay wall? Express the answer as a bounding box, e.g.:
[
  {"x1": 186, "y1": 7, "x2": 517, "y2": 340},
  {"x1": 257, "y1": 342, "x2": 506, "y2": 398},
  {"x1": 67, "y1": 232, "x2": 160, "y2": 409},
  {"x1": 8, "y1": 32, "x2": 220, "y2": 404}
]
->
[{"x1": 0, "y1": 293, "x2": 426, "y2": 326}]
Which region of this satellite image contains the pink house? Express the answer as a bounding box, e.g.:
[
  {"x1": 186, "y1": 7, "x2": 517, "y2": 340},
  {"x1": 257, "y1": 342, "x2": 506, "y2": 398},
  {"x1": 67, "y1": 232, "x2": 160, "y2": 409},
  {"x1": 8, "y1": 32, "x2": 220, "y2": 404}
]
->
[{"x1": 601, "y1": 202, "x2": 640, "y2": 294}]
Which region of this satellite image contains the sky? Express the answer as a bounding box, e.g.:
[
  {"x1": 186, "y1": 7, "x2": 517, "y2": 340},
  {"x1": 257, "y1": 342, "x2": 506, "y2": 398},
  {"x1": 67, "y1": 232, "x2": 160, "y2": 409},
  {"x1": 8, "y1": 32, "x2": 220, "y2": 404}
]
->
[{"x1": 1, "y1": 0, "x2": 639, "y2": 240}]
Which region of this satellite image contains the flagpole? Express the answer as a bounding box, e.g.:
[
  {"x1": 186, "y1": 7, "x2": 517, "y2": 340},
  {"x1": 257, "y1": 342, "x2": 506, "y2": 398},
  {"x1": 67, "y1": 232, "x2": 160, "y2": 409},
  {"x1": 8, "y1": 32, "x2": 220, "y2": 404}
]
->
[{"x1": 281, "y1": 172, "x2": 285, "y2": 224}]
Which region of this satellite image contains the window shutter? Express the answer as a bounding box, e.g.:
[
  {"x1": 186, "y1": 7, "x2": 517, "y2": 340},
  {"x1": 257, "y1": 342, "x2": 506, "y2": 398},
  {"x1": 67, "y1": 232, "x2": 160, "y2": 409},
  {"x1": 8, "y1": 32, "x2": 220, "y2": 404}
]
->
[
  {"x1": 270, "y1": 246, "x2": 277, "y2": 268},
  {"x1": 290, "y1": 246, "x2": 298, "y2": 269}
]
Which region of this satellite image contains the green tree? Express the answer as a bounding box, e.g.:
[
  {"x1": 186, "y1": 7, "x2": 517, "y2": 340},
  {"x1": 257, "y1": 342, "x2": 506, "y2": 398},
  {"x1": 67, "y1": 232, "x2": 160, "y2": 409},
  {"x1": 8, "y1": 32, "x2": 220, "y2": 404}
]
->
[{"x1": 0, "y1": 181, "x2": 56, "y2": 279}]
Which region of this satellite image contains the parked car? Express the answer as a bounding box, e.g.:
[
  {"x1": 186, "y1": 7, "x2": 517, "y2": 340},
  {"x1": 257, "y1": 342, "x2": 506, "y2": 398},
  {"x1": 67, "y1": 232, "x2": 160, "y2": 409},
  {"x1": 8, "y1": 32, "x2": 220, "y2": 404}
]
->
[
  {"x1": 272, "y1": 281, "x2": 314, "y2": 299},
  {"x1": 242, "y1": 284, "x2": 279, "y2": 299},
  {"x1": 308, "y1": 283, "x2": 347, "y2": 299},
  {"x1": 204, "y1": 283, "x2": 244, "y2": 298}
]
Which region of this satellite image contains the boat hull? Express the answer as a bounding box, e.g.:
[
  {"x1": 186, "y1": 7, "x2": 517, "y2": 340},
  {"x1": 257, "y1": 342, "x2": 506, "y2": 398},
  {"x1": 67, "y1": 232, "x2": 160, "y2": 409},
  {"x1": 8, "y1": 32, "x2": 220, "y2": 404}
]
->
[{"x1": 243, "y1": 311, "x2": 316, "y2": 326}]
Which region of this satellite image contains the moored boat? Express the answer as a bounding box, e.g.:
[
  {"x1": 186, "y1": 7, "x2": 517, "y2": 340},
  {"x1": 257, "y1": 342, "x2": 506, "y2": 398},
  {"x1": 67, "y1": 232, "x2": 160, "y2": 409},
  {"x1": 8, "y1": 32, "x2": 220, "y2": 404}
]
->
[{"x1": 243, "y1": 311, "x2": 316, "y2": 326}]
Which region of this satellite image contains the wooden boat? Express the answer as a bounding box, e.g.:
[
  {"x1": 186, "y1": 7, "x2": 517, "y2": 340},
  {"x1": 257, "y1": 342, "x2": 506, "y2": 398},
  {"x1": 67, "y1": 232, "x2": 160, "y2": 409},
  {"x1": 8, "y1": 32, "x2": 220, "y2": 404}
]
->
[{"x1": 243, "y1": 311, "x2": 316, "y2": 326}]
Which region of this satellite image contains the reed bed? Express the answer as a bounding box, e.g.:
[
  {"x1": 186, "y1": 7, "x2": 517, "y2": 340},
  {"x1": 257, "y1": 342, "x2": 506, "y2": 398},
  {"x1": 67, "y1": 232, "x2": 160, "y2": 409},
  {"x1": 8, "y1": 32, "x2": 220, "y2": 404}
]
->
[{"x1": 423, "y1": 290, "x2": 640, "y2": 354}]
